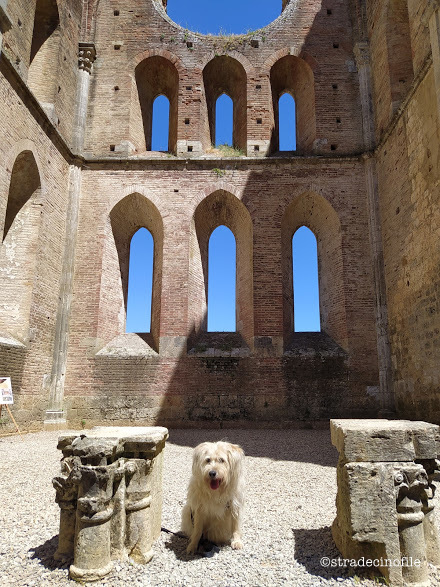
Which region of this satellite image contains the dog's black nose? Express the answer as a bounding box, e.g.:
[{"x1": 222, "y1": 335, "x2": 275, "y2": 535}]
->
[{"x1": 209, "y1": 470, "x2": 217, "y2": 478}]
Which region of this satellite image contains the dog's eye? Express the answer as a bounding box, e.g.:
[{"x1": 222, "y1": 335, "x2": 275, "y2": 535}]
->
[
  {"x1": 218, "y1": 458, "x2": 224, "y2": 463},
  {"x1": 205, "y1": 457, "x2": 211, "y2": 463}
]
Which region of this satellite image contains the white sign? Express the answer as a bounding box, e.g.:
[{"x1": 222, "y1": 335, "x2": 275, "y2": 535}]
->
[{"x1": 0, "y1": 377, "x2": 13, "y2": 404}]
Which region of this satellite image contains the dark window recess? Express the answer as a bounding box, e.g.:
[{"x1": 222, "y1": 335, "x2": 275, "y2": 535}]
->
[
  {"x1": 114, "y1": 10, "x2": 120, "y2": 16},
  {"x1": 333, "y1": 42, "x2": 339, "y2": 49},
  {"x1": 110, "y1": 145, "x2": 116, "y2": 151},
  {"x1": 186, "y1": 86, "x2": 192, "y2": 91},
  {"x1": 187, "y1": 146, "x2": 193, "y2": 152},
  {"x1": 332, "y1": 84, "x2": 338, "y2": 90},
  {"x1": 114, "y1": 44, "x2": 121, "y2": 50},
  {"x1": 327, "y1": 9, "x2": 333, "y2": 15},
  {"x1": 256, "y1": 84, "x2": 262, "y2": 89},
  {"x1": 331, "y1": 144, "x2": 337, "y2": 151},
  {"x1": 336, "y1": 117, "x2": 341, "y2": 123},
  {"x1": 186, "y1": 41, "x2": 193, "y2": 48},
  {"x1": 254, "y1": 145, "x2": 260, "y2": 151},
  {"x1": 185, "y1": 118, "x2": 190, "y2": 125},
  {"x1": 257, "y1": 118, "x2": 262, "y2": 124},
  {"x1": 251, "y1": 39, "x2": 259, "y2": 48}
]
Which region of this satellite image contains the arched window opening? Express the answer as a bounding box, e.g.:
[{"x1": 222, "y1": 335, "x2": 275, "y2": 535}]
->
[
  {"x1": 270, "y1": 55, "x2": 316, "y2": 154},
  {"x1": 28, "y1": 0, "x2": 61, "y2": 105},
  {"x1": 3, "y1": 152, "x2": 41, "y2": 242},
  {"x1": 126, "y1": 228, "x2": 154, "y2": 333},
  {"x1": 152, "y1": 95, "x2": 170, "y2": 151},
  {"x1": 386, "y1": 0, "x2": 414, "y2": 114},
  {"x1": 207, "y1": 225, "x2": 236, "y2": 332},
  {"x1": 279, "y1": 93, "x2": 296, "y2": 151},
  {"x1": 203, "y1": 56, "x2": 247, "y2": 152},
  {"x1": 135, "y1": 56, "x2": 179, "y2": 153},
  {"x1": 292, "y1": 226, "x2": 320, "y2": 332},
  {"x1": 215, "y1": 94, "x2": 233, "y2": 147},
  {"x1": 0, "y1": 151, "x2": 42, "y2": 341}
]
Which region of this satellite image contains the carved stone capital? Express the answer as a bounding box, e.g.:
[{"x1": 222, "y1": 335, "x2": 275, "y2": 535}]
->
[
  {"x1": 78, "y1": 42, "x2": 97, "y2": 74},
  {"x1": 0, "y1": 0, "x2": 12, "y2": 34},
  {"x1": 354, "y1": 42, "x2": 371, "y2": 68}
]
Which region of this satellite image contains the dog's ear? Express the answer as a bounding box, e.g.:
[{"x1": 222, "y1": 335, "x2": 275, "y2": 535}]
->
[
  {"x1": 226, "y1": 443, "x2": 244, "y2": 468},
  {"x1": 192, "y1": 442, "x2": 210, "y2": 473}
]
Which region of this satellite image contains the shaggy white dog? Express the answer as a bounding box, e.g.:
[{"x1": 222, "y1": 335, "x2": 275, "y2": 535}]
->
[{"x1": 181, "y1": 441, "x2": 245, "y2": 554}]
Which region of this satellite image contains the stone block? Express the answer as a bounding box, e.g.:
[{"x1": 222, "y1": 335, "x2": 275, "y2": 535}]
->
[
  {"x1": 53, "y1": 426, "x2": 168, "y2": 582},
  {"x1": 331, "y1": 419, "x2": 439, "y2": 463},
  {"x1": 331, "y1": 419, "x2": 440, "y2": 586}
]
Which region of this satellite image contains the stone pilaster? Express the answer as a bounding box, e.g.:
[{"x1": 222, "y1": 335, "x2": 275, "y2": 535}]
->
[
  {"x1": 44, "y1": 41, "x2": 96, "y2": 428},
  {"x1": 44, "y1": 165, "x2": 82, "y2": 429},
  {"x1": 364, "y1": 156, "x2": 394, "y2": 415},
  {"x1": 354, "y1": 42, "x2": 375, "y2": 151},
  {"x1": 73, "y1": 42, "x2": 96, "y2": 153}
]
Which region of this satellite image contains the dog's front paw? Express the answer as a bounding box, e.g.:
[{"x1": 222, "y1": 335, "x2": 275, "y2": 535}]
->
[
  {"x1": 231, "y1": 538, "x2": 243, "y2": 550},
  {"x1": 186, "y1": 541, "x2": 198, "y2": 555}
]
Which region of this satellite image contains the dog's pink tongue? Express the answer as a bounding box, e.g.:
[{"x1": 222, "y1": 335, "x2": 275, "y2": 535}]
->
[{"x1": 210, "y1": 479, "x2": 221, "y2": 490}]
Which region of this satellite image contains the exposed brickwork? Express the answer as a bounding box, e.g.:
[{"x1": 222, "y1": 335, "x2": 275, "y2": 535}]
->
[{"x1": 0, "y1": 0, "x2": 437, "y2": 432}]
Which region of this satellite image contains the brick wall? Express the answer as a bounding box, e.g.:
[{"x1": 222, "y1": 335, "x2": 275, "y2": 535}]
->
[{"x1": 5, "y1": 0, "x2": 429, "y2": 431}]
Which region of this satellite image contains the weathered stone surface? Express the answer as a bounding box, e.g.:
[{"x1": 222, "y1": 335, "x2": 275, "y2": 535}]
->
[
  {"x1": 331, "y1": 419, "x2": 439, "y2": 464},
  {"x1": 53, "y1": 426, "x2": 168, "y2": 582},
  {"x1": 331, "y1": 419, "x2": 440, "y2": 586}
]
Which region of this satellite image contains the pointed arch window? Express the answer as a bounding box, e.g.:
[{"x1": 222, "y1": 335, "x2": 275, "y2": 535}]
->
[
  {"x1": 135, "y1": 56, "x2": 179, "y2": 153},
  {"x1": 28, "y1": 0, "x2": 61, "y2": 105},
  {"x1": 279, "y1": 93, "x2": 296, "y2": 151},
  {"x1": 292, "y1": 226, "x2": 320, "y2": 332},
  {"x1": 126, "y1": 228, "x2": 154, "y2": 333},
  {"x1": 215, "y1": 93, "x2": 233, "y2": 147},
  {"x1": 0, "y1": 150, "x2": 42, "y2": 340},
  {"x1": 152, "y1": 95, "x2": 170, "y2": 152},
  {"x1": 207, "y1": 225, "x2": 236, "y2": 332}
]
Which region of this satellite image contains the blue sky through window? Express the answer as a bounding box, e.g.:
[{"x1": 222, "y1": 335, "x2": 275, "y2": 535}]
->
[
  {"x1": 279, "y1": 93, "x2": 296, "y2": 151},
  {"x1": 126, "y1": 228, "x2": 154, "y2": 333},
  {"x1": 208, "y1": 226, "x2": 236, "y2": 332},
  {"x1": 152, "y1": 95, "x2": 170, "y2": 151},
  {"x1": 293, "y1": 227, "x2": 320, "y2": 332},
  {"x1": 127, "y1": 2, "x2": 319, "y2": 333},
  {"x1": 215, "y1": 94, "x2": 233, "y2": 146}
]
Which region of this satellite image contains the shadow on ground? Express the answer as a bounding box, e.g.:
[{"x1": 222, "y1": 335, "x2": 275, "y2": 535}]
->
[
  {"x1": 293, "y1": 527, "x2": 385, "y2": 583},
  {"x1": 167, "y1": 428, "x2": 338, "y2": 467},
  {"x1": 163, "y1": 529, "x2": 224, "y2": 561},
  {"x1": 28, "y1": 535, "x2": 70, "y2": 570}
]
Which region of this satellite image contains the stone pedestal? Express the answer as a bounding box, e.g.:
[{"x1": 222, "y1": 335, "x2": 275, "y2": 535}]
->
[
  {"x1": 53, "y1": 426, "x2": 168, "y2": 582},
  {"x1": 331, "y1": 419, "x2": 440, "y2": 586}
]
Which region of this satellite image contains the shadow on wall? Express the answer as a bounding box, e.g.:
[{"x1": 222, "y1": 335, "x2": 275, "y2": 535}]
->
[
  {"x1": 166, "y1": 428, "x2": 338, "y2": 466},
  {"x1": 89, "y1": 165, "x2": 378, "y2": 450},
  {"x1": 74, "y1": 4, "x2": 381, "y2": 444}
]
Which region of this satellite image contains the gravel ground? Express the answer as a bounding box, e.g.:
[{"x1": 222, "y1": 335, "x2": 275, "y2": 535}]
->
[{"x1": 1, "y1": 429, "x2": 440, "y2": 587}]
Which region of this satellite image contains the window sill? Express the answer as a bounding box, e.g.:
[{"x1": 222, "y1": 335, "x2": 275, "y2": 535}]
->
[
  {"x1": 188, "y1": 332, "x2": 251, "y2": 357},
  {"x1": 96, "y1": 333, "x2": 158, "y2": 357},
  {"x1": 283, "y1": 331, "x2": 347, "y2": 357}
]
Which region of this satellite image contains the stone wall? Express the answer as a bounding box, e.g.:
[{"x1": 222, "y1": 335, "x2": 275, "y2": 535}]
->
[
  {"x1": 0, "y1": 0, "x2": 437, "y2": 431},
  {"x1": 367, "y1": 0, "x2": 440, "y2": 422}
]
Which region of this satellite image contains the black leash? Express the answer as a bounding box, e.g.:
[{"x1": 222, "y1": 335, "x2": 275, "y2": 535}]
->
[
  {"x1": 161, "y1": 526, "x2": 186, "y2": 538},
  {"x1": 160, "y1": 527, "x2": 220, "y2": 557}
]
